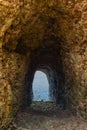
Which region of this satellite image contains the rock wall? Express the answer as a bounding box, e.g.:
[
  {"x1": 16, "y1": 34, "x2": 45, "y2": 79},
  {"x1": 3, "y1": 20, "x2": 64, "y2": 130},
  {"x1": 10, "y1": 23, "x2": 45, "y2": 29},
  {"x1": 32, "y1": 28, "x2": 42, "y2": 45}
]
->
[{"x1": 0, "y1": 0, "x2": 87, "y2": 128}]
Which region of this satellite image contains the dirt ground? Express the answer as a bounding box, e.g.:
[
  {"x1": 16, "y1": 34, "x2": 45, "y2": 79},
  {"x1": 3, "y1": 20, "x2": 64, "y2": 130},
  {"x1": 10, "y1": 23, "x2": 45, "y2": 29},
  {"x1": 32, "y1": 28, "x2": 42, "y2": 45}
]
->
[{"x1": 8, "y1": 101, "x2": 87, "y2": 130}]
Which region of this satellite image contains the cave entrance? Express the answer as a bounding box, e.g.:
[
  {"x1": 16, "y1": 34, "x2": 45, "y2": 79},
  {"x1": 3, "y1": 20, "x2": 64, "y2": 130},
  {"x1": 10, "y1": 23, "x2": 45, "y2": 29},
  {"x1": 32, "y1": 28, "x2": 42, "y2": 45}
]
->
[
  {"x1": 25, "y1": 47, "x2": 65, "y2": 110},
  {"x1": 30, "y1": 69, "x2": 57, "y2": 112},
  {"x1": 32, "y1": 71, "x2": 51, "y2": 101}
]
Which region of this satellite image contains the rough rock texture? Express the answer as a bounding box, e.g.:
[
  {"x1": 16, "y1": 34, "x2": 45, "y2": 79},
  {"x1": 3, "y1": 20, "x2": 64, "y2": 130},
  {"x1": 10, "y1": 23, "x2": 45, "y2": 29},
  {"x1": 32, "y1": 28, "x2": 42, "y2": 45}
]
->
[
  {"x1": 0, "y1": 0, "x2": 87, "y2": 129},
  {"x1": 12, "y1": 102, "x2": 87, "y2": 130}
]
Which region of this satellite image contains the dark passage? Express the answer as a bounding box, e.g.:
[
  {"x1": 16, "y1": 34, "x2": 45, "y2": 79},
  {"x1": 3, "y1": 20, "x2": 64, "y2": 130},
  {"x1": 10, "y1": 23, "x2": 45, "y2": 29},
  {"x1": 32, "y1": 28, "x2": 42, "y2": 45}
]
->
[{"x1": 25, "y1": 47, "x2": 66, "y2": 110}]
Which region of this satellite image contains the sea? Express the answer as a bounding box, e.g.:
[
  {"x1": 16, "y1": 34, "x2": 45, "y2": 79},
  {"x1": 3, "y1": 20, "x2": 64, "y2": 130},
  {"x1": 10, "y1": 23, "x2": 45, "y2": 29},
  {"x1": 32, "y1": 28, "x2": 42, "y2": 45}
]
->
[{"x1": 32, "y1": 71, "x2": 51, "y2": 101}]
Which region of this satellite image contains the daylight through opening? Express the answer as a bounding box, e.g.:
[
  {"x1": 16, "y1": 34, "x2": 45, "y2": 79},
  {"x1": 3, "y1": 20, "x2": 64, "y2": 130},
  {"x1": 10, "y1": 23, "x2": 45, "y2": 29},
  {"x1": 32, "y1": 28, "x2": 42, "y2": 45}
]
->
[{"x1": 32, "y1": 71, "x2": 51, "y2": 101}]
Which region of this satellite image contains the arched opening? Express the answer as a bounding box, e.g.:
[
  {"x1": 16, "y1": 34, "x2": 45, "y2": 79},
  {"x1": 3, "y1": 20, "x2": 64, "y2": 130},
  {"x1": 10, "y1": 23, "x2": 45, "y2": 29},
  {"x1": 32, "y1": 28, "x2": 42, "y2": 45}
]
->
[
  {"x1": 29, "y1": 68, "x2": 61, "y2": 113},
  {"x1": 32, "y1": 71, "x2": 51, "y2": 101},
  {"x1": 24, "y1": 47, "x2": 65, "y2": 109}
]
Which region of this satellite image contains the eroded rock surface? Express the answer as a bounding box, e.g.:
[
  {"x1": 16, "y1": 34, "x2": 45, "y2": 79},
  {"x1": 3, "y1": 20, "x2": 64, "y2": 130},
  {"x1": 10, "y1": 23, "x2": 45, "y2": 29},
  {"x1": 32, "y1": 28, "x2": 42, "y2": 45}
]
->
[
  {"x1": 0, "y1": 0, "x2": 87, "y2": 129},
  {"x1": 7, "y1": 102, "x2": 87, "y2": 130}
]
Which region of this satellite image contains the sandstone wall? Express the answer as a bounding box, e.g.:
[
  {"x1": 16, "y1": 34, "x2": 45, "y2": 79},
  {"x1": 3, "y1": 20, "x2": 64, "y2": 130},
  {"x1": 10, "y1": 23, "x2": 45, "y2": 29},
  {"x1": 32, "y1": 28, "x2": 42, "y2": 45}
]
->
[{"x1": 0, "y1": 0, "x2": 87, "y2": 128}]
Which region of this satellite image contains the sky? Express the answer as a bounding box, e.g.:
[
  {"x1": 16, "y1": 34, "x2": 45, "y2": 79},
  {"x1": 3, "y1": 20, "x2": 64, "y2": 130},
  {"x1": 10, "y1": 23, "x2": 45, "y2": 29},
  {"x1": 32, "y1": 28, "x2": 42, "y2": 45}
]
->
[{"x1": 32, "y1": 71, "x2": 50, "y2": 101}]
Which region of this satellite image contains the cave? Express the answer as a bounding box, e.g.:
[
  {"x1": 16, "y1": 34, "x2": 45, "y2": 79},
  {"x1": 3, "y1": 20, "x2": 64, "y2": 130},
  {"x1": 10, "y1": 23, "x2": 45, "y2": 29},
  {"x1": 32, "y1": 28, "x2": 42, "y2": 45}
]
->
[
  {"x1": 0, "y1": 0, "x2": 87, "y2": 129},
  {"x1": 23, "y1": 46, "x2": 66, "y2": 109}
]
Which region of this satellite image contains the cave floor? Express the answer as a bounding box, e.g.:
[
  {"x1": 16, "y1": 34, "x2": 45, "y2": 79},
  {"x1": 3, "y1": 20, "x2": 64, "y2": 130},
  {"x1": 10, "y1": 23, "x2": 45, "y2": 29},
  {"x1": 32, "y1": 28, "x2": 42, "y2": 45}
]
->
[{"x1": 8, "y1": 101, "x2": 87, "y2": 130}]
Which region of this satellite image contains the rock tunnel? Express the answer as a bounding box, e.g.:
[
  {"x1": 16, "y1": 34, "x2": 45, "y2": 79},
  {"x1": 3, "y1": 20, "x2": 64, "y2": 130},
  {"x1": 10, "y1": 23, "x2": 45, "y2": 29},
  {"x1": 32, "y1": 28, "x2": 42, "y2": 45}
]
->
[
  {"x1": 24, "y1": 46, "x2": 65, "y2": 107},
  {"x1": 0, "y1": 0, "x2": 87, "y2": 128}
]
